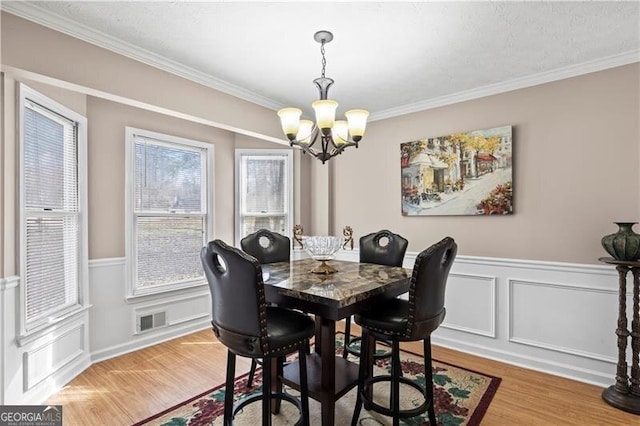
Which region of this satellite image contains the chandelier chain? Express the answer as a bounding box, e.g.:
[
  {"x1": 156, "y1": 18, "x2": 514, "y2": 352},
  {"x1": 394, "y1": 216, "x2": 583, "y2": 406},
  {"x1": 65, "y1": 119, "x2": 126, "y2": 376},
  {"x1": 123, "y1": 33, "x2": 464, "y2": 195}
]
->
[{"x1": 320, "y1": 41, "x2": 326, "y2": 78}]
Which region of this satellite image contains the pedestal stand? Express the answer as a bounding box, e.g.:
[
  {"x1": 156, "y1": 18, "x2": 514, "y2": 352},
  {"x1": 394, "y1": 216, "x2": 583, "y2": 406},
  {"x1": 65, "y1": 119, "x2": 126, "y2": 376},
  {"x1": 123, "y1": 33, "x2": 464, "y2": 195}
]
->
[{"x1": 599, "y1": 257, "x2": 640, "y2": 414}]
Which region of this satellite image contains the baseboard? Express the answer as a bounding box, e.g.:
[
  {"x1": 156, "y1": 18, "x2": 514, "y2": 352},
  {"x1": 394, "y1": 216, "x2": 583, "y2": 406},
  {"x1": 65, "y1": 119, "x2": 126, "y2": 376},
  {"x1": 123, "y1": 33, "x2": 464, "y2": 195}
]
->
[{"x1": 431, "y1": 335, "x2": 612, "y2": 388}]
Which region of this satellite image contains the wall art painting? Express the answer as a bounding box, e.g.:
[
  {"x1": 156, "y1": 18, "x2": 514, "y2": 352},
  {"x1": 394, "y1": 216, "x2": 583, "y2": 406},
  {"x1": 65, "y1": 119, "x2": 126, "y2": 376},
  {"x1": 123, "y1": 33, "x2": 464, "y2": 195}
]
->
[{"x1": 401, "y1": 125, "x2": 513, "y2": 216}]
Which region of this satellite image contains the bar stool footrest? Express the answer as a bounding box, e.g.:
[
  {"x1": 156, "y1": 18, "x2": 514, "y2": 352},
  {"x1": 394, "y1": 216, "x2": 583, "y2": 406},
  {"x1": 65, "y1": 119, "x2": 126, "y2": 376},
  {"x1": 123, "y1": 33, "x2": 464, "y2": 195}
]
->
[
  {"x1": 233, "y1": 391, "x2": 306, "y2": 426},
  {"x1": 360, "y1": 375, "x2": 429, "y2": 418},
  {"x1": 345, "y1": 336, "x2": 393, "y2": 359}
]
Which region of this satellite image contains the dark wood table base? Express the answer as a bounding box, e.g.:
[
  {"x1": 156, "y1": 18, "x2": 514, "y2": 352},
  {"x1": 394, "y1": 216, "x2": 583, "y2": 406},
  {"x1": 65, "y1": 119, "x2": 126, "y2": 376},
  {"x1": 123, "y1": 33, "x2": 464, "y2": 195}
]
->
[{"x1": 280, "y1": 317, "x2": 359, "y2": 425}]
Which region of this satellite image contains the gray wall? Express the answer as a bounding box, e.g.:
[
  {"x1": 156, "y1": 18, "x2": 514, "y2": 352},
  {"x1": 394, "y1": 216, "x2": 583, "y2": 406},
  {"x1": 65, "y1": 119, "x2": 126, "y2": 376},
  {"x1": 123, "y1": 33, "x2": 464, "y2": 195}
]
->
[{"x1": 330, "y1": 64, "x2": 640, "y2": 264}]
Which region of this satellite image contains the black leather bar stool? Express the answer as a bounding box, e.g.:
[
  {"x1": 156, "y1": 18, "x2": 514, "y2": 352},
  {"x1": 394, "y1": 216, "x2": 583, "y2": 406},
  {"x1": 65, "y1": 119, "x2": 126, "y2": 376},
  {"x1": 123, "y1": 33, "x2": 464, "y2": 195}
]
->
[
  {"x1": 241, "y1": 229, "x2": 291, "y2": 265},
  {"x1": 351, "y1": 237, "x2": 457, "y2": 426},
  {"x1": 343, "y1": 230, "x2": 408, "y2": 360},
  {"x1": 201, "y1": 239, "x2": 314, "y2": 426},
  {"x1": 240, "y1": 229, "x2": 291, "y2": 387}
]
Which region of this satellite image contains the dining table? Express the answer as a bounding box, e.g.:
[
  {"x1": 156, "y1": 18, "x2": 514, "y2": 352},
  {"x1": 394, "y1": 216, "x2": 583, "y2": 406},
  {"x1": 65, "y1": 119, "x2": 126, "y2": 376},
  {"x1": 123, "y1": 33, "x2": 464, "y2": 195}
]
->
[{"x1": 262, "y1": 257, "x2": 411, "y2": 426}]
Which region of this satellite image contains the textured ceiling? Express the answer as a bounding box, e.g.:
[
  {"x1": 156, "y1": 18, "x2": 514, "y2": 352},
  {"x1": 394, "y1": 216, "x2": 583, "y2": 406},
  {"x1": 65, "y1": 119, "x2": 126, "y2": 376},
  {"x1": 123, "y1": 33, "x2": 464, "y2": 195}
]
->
[{"x1": 3, "y1": 1, "x2": 640, "y2": 120}]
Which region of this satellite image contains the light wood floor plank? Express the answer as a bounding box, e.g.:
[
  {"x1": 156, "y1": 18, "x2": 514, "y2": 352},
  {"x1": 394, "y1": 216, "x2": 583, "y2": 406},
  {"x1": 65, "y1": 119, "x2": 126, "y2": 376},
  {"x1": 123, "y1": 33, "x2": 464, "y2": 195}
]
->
[{"x1": 46, "y1": 325, "x2": 638, "y2": 425}]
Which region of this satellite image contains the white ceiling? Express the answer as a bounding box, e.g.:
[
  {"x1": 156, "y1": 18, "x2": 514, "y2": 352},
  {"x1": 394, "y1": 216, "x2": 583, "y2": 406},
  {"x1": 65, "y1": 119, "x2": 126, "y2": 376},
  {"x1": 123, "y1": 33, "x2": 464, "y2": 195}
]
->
[{"x1": 3, "y1": 1, "x2": 640, "y2": 121}]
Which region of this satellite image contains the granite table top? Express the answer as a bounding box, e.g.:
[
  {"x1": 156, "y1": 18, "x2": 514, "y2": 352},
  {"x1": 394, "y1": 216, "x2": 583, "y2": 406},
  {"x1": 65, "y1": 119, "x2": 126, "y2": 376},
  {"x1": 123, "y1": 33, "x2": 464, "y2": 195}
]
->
[{"x1": 262, "y1": 258, "x2": 410, "y2": 319}]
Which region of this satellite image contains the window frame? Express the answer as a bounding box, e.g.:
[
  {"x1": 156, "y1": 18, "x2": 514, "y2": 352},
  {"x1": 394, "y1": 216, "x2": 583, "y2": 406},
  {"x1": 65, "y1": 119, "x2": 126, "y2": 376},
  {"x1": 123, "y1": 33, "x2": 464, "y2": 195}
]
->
[
  {"x1": 17, "y1": 83, "x2": 89, "y2": 336},
  {"x1": 125, "y1": 127, "x2": 214, "y2": 298},
  {"x1": 234, "y1": 149, "x2": 293, "y2": 246}
]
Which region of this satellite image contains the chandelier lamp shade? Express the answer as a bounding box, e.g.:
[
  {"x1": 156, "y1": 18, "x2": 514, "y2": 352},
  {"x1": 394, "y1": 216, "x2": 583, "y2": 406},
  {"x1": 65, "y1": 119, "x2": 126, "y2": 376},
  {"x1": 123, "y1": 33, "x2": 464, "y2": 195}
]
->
[{"x1": 277, "y1": 30, "x2": 370, "y2": 164}]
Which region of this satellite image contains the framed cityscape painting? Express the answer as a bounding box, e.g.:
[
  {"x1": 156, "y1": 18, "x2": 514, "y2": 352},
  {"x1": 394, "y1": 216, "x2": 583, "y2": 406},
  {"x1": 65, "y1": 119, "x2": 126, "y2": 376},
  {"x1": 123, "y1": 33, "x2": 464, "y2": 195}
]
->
[{"x1": 401, "y1": 125, "x2": 513, "y2": 216}]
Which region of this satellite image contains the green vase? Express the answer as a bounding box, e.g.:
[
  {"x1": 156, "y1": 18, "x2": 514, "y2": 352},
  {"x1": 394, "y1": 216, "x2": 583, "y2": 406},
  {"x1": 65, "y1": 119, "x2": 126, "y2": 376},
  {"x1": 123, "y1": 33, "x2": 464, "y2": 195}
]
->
[{"x1": 601, "y1": 222, "x2": 640, "y2": 261}]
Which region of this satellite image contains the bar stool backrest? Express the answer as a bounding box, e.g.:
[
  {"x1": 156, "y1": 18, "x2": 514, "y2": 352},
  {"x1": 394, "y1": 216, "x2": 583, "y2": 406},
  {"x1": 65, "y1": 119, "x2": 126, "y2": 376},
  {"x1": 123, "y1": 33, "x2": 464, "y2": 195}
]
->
[
  {"x1": 407, "y1": 236, "x2": 457, "y2": 339},
  {"x1": 359, "y1": 229, "x2": 408, "y2": 267},
  {"x1": 241, "y1": 229, "x2": 291, "y2": 264},
  {"x1": 200, "y1": 239, "x2": 269, "y2": 357}
]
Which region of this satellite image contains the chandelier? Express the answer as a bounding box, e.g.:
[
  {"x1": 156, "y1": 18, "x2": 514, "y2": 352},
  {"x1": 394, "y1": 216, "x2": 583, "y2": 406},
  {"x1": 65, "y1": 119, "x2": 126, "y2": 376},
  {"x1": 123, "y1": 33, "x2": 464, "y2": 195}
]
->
[{"x1": 277, "y1": 30, "x2": 369, "y2": 164}]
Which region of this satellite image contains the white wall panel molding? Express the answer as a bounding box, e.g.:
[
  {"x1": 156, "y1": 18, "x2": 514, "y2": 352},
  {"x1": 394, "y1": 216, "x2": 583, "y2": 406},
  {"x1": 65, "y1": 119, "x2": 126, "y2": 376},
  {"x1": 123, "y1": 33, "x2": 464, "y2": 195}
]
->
[
  {"x1": 1, "y1": 275, "x2": 91, "y2": 404},
  {"x1": 48, "y1": 250, "x2": 627, "y2": 394},
  {"x1": 441, "y1": 273, "x2": 496, "y2": 338},
  {"x1": 88, "y1": 257, "x2": 125, "y2": 268},
  {"x1": 337, "y1": 251, "x2": 621, "y2": 386},
  {"x1": 131, "y1": 290, "x2": 211, "y2": 336},
  {"x1": 24, "y1": 323, "x2": 86, "y2": 390},
  {"x1": 89, "y1": 257, "x2": 212, "y2": 363},
  {"x1": 16, "y1": 305, "x2": 92, "y2": 348},
  {"x1": 508, "y1": 279, "x2": 618, "y2": 363},
  {"x1": 0, "y1": 276, "x2": 19, "y2": 291},
  {"x1": 453, "y1": 255, "x2": 614, "y2": 276},
  {"x1": 340, "y1": 250, "x2": 614, "y2": 276},
  {"x1": 334, "y1": 249, "x2": 358, "y2": 263},
  {"x1": 132, "y1": 290, "x2": 210, "y2": 310},
  {"x1": 8, "y1": 312, "x2": 91, "y2": 405},
  {"x1": 437, "y1": 258, "x2": 620, "y2": 386}
]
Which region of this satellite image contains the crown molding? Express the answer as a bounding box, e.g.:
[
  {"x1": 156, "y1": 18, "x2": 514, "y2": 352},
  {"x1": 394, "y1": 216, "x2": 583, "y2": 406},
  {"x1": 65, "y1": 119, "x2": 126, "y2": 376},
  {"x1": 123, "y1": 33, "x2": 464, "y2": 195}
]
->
[
  {"x1": 3, "y1": 3, "x2": 638, "y2": 122},
  {"x1": 0, "y1": 2, "x2": 285, "y2": 111},
  {"x1": 370, "y1": 50, "x2": 640, "y2": 121}
]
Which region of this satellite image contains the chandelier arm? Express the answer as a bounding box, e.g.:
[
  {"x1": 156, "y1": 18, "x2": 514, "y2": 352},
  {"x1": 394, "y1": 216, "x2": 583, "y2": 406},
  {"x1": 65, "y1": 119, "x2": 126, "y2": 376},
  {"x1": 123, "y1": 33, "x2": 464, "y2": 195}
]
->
[
  {"x1": 305, "y1": 126, "x2": 321, "y2": 150},
  {"x1": 330, "y1": 140, "x2": 359, "y2": 157},
  {"x1": 290, "y1": 128, "x2": 320, "y2": 156},
  {"x1": 320, "y1": 135, "x2": 360, "y2": 161},
  {"x1": 290, "y1": 141, "x2": 315, "y2": 158}
]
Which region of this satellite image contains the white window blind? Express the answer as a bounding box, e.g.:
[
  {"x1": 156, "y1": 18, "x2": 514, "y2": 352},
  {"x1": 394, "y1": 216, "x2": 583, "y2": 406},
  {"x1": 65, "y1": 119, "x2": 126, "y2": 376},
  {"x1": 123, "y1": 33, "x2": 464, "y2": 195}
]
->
[
  {"x1": 128, "y1": 130, "x2": 211, "y2": 295},
  {"x1": 22, "y1": 99, "x2": 80, "y2": 326},
  {"x1": 236, "y1": 151, "x2": 292, "y2": 242}
]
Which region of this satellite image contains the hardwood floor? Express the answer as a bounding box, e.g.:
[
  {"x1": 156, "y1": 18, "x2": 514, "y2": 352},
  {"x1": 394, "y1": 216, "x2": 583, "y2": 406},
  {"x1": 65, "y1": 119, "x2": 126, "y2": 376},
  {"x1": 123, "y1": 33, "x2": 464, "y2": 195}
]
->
[{"x1": 46, "y1": 325, "x2": 638, "y2": 425}]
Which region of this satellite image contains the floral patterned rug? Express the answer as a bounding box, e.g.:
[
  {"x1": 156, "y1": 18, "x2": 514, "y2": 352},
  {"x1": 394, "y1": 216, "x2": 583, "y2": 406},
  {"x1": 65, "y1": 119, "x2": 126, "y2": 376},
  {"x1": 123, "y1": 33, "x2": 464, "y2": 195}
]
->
[{"x1": 134, "y1": 334, "x2": 500, "y2": 426}]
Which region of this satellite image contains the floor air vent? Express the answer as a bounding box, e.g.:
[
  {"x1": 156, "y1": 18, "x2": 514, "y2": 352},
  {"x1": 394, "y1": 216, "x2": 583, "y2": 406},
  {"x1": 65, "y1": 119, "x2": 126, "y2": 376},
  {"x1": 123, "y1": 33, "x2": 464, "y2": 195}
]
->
[{"x1": 138, "y1": 311, "x2": 167, "y2": 332}]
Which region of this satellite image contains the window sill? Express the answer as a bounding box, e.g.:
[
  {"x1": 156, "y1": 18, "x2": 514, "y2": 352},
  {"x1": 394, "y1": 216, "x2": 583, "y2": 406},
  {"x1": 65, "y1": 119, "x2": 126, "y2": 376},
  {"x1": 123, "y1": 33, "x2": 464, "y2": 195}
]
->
[{"x1": 17, "y1": 304, "x2": 92, "y2": 348}]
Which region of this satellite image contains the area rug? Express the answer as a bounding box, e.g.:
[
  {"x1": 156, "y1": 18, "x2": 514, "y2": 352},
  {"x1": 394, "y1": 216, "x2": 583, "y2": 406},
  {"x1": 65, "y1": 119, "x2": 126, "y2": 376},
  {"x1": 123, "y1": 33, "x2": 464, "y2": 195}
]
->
[{"x1": 134, "y1": 334, "x2": 500, "y2": 426}]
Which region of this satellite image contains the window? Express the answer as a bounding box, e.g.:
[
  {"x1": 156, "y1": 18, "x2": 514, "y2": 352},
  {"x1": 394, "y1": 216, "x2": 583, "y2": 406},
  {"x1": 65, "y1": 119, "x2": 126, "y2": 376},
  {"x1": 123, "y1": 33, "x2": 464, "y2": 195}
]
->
[
  {"x1": 235, "y1": 150, "x2": 293, "y2": 244},
  {"x1": 125, "y1": 128, "x2": 213, "y2": 297},
  {"x1": 18, "y1": 84, "x2": 88, "y2": 332}
]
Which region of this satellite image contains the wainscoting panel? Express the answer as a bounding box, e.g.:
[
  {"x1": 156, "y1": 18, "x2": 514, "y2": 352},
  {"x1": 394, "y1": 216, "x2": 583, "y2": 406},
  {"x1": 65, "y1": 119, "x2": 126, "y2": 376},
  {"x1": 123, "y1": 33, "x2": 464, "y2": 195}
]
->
[
  {"x1": 88, "y1": 258, "x2": 212, "y2": 363},
  {"x1": 25, "y1": 324, "x2": 86, "y2": 390},
  {"x1": 442, "y1": 273, "x2": 496, "y2": 338},
  {"x1": 1, "y1": 274, "x2": 91, "y2": 405},
  {"x1": 132, "y1": 291, "x2": 211, "y2": 335},
  {"x1": 509, "y1": 279, "x2": 618, "y2": 362},
  {"x1": 5, "y1": 252, "x2": 624, "y2": 404},
  {"x1": 336, "y1": 249, "x2": 621, "y2": 387}
]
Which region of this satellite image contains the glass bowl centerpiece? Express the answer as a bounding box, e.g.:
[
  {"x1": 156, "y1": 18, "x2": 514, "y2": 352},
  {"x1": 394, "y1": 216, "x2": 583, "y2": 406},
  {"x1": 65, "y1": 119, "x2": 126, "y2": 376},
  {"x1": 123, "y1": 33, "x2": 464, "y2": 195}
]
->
[{"x1": 303, "y1": 235, "x2": 343, "y2": 274}]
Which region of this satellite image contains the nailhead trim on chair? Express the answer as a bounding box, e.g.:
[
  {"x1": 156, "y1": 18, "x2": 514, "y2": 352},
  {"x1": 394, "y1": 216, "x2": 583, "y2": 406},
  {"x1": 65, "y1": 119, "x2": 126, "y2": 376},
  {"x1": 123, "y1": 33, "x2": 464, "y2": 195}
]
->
[
  {"x1": 406, "y1": 240, "x2": 445, "y2": 338},
  {"x1": 213, "y1": 240, "x2": 271, "y2": 355},
  {"x1": 352, "y1": 238, "x2": 456, "y2": 426},
  {"x1": 210, "y1": 241, "x2": 311, "y2": 358},
  {"x1": 359, "y1": 238, "x2": 454, "y2": 341},
  {"x1": 268, "y1": 338, "x2": 309, "y2": 355}
]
